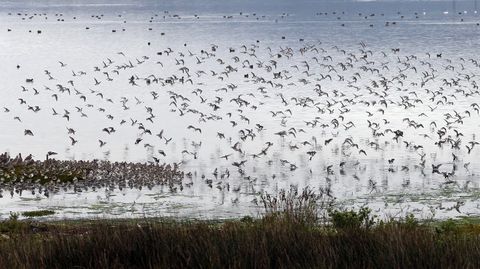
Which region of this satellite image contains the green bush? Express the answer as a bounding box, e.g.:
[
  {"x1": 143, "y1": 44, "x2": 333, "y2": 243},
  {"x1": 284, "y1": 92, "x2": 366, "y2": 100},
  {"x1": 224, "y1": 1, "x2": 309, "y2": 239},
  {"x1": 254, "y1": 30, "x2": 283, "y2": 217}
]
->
[
  {"x1": 329, "y1": 207, "x2": 376, "y2": 230},
  {"x1": 0, "y1": 212, "x2": 29, "y2": 233},
  {"x1": 437, "y1": 219, "x2": 459, "y2": 234},
  {"x1": 404, "y1": 213, "x2": 419, "y2": 228}
]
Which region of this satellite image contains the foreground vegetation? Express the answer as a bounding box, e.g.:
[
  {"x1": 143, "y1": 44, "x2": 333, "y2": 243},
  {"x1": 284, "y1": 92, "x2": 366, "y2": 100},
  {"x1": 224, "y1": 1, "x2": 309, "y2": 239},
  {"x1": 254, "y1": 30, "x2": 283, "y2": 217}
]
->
[{"x1": 0, "y1": 187, "x2": 479, "y2": 268}]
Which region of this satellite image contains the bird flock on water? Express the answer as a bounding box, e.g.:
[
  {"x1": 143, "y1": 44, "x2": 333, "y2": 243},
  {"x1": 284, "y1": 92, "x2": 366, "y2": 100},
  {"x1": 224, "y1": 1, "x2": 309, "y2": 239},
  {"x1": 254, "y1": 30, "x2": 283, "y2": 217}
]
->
[{"x1": 1, "y1": 10, "x2": 480, "y2": 215}]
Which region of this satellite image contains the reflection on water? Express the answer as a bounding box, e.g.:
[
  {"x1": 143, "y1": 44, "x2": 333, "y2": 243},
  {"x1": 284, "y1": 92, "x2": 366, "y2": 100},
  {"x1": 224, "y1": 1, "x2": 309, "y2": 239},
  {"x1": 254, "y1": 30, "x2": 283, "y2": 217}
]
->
[{"x1": 1, "y1": 0, "x2": 480, "y2": 219}]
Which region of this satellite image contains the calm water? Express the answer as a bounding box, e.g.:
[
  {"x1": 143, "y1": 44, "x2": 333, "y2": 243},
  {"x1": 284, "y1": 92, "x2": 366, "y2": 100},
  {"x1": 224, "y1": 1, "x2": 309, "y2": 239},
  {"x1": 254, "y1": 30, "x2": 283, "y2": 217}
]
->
[{"x1": 0, "y1": 0, "x2": 480, "y2": 220}]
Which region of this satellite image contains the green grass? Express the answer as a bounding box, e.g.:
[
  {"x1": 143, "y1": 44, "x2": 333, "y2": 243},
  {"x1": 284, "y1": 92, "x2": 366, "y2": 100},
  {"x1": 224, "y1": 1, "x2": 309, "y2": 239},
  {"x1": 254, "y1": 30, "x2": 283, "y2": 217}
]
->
[{"x1": 22, "y1": 210, "x2": 55, "y2": 218}]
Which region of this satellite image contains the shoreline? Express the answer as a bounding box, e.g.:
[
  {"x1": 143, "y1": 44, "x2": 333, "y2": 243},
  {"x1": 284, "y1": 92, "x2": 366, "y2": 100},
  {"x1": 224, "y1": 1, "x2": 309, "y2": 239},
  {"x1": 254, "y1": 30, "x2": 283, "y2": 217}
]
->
[{"x1": 1, "y1": 208, "x2": 480, "y2": 268}]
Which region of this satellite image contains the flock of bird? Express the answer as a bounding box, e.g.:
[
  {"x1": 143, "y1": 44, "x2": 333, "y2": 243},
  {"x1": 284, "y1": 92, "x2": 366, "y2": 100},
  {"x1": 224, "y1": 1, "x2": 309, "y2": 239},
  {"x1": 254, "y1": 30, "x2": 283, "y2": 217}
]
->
[
  {"x1": 1, "y1": 8, "x2": 480, "y2": 217},
  {"x1": 0, "y1": 152, "x2": 183, "y2": 198}
]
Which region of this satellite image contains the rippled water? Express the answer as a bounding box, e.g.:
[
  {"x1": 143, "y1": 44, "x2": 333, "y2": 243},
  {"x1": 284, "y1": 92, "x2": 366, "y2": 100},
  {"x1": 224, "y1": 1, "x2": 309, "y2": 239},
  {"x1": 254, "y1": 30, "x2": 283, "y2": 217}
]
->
[{"x1": 1, "y1": 0, "x2": 480, "y2": 220}]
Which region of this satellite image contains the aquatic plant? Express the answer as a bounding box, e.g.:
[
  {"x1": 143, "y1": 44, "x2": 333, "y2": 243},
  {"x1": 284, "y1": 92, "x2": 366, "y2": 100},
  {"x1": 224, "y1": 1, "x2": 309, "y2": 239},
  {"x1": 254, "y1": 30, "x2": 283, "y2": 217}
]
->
[
  {"x1": 260, "y1": 185, "x2": 334, "y2": 225},
  {"x1": 22, "y1": 210, "x2": 55, "y2": 218}
]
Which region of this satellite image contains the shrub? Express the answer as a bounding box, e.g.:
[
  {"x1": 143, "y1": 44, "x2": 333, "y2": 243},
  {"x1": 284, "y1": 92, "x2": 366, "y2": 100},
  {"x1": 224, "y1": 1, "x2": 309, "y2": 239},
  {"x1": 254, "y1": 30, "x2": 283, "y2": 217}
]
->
[
  {"x1": 437, "y1": 219, "x2": 459, "y2": 234},
  {"x1": 329, "y1": 207, "x2": 376, "y2": 230}
]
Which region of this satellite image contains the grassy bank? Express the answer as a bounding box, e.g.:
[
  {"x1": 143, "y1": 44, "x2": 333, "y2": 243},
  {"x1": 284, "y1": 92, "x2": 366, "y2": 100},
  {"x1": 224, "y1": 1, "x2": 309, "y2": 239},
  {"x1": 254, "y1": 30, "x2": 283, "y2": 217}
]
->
[
  {"x1": 0, "y1": 188, "x2": 479, "y2": 268},
  {"x1": 1, "y1": 213, "x2": 480, "y2": 268}
]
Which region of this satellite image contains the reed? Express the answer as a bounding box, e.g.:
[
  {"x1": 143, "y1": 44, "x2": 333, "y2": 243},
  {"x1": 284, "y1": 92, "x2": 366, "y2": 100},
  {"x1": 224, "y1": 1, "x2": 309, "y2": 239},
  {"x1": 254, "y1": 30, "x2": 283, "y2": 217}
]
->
[{"x1": 0, "y1": 189, "x2": 479, "y2": 268}]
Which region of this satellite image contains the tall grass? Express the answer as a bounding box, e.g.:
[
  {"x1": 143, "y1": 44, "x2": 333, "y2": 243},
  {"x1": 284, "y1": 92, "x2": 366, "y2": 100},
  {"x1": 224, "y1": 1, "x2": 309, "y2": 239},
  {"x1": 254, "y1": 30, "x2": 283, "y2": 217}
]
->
[
  {"x1": 260, "y1": 186, "x2": 333, "y2": 225},
  {"x1": 0, "y1": 188, "x2": 479, "y2": 268},
  {"x1": 1, "y1": 217, "x2": 480, "y2": 268}
]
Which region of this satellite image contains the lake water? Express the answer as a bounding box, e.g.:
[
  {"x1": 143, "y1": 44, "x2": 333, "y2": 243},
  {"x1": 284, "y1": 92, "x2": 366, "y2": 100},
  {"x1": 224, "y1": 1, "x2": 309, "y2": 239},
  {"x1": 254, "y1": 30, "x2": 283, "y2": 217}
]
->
[{"x1": 1, "y1": 0, "x2": 480, "y2": 220}]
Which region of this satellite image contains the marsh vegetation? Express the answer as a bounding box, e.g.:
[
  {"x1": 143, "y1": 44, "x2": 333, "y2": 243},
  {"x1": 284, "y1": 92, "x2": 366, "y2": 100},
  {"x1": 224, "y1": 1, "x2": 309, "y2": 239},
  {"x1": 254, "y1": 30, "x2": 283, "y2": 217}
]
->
[{"x1": 0, "y1": 187, "x2": 479, "y2": 268}]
